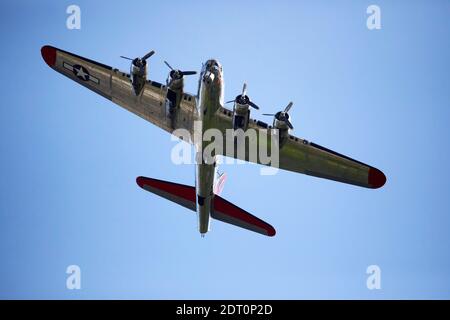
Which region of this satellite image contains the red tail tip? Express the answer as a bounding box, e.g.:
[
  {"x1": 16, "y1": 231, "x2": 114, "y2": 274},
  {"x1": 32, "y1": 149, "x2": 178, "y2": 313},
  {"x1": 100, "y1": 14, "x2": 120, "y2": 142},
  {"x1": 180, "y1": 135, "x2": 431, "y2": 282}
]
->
[
  {"x1": 41, "y1": 45, "x2": 56, "y2": 67},
  {"x1": 368, "y1": 168, "x2": 386, "y2": 189}
]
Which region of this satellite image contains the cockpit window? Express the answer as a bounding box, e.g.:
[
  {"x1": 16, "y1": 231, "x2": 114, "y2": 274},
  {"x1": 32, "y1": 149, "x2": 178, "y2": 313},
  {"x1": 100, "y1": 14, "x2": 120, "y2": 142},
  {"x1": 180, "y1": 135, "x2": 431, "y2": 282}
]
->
[{"x1": 206, "y1": 60, "x2": 219, "y2": 67}]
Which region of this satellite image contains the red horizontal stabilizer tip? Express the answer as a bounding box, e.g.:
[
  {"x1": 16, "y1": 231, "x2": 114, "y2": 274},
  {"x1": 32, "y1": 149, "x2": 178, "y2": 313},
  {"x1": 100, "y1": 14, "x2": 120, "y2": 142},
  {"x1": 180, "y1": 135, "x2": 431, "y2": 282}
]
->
[
  {"x1": 212, "y1": 196, "x2": 276, "y2": 237},
  {"x1": 136, "y1": 176, "x2": 196, "y2": 203},
  {"x1": 368, "y1": 167, "x2": 386, "y2": 189},
  {"x1": 41, "y1": 45, "x2": 56, "y2": 67}
]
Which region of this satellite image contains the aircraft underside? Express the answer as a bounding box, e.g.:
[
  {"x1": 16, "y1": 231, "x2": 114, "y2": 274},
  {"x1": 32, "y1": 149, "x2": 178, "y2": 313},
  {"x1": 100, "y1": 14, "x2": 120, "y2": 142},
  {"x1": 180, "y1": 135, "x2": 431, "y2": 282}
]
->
[{"x1": 41, "y1": 45, "x2": 386, "y2": 237}]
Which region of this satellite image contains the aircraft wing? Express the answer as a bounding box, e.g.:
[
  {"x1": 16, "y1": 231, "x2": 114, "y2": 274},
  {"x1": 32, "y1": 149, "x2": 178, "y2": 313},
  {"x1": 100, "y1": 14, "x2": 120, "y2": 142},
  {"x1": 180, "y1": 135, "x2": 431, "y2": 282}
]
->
[
  {"x1": 211, "y1": 106, "x2": 386, "y2": 189},
  {"x1": 41, "y1": 45, "x2": 197, "y2": 136}
]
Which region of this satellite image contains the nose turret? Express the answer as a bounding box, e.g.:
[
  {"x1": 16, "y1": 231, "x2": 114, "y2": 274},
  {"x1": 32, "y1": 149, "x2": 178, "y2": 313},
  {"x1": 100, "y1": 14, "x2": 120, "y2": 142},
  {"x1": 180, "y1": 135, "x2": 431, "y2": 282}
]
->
[
  {"x1": 203, "y1": 59, "x2": 222, "y2": 73},
  {"x1": 202, "y1": 71, "x2": 215, "y2": 85},
  {"x1": 202, "y1": 59, "x2": 222, "y2": 85}
]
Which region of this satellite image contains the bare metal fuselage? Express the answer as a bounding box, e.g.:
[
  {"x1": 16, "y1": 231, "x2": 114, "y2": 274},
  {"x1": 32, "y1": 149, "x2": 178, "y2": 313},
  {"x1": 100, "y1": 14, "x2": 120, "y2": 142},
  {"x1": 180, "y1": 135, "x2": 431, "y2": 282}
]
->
[{"x1": 195, "y1": 60, "x2": 224, "y2": 235}]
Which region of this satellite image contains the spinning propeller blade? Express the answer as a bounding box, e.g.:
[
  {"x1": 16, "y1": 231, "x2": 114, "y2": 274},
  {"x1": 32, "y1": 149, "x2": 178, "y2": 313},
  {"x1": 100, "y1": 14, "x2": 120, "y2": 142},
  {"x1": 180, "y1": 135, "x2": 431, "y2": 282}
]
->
[
  {"x1": 164, "y1": 60, "x2": 197, "y2": 77},
  {"x1": 142, "y1": 50, "x2": 155, "y2": 60}
]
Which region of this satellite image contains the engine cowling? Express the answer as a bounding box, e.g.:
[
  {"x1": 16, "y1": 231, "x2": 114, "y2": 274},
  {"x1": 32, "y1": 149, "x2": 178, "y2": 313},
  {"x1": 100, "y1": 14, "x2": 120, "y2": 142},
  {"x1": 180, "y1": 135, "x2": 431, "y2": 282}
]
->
[
  {"x1": 232, "y1": 96, "x2": 251, "y2": 131},
  {"x1": 227, "y1": 83, "x2": 259, "y2": 131},
  {"x1": 166, "y1": 69, "x2": 184, "y2": 92},
  {"x1": 272, "y1": 111, "x2": 291, "y2": 130},
  {"x1": 272, "y1": 111, "x2": 290, "y2": 144},
  {"x1": 130, "y1": 59, "x2": 147, "y2": 96},
  {"x1": 120, "y1": 50, "x2": 155, "y2": 96},
  {"x1": 262, "y1": 102, "x2": 295, "y2": 146},
  {"x1": 164, "y1": 61, "x2": 197, "y2": 93}
]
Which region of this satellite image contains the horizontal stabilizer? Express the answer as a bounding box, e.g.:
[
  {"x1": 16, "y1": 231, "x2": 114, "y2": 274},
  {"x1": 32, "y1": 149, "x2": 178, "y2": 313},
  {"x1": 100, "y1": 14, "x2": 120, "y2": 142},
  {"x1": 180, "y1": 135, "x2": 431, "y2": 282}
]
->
[
  {"x1": 137, "y1": 176, "x2": 276, "y2": 237},
  {"x1": 136, "y1": 176, "x2": 196, "y2": 211},
  {"x1": 212, "y1": 196, "x2": 276, "y2": 237}
]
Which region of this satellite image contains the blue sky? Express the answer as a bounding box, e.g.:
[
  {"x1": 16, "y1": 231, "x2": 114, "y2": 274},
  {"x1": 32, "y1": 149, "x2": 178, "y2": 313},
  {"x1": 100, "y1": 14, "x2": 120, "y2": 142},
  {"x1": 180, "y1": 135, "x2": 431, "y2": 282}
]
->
[{"x1": 0, "y1": 0, "x2": 449, "y2": 299}]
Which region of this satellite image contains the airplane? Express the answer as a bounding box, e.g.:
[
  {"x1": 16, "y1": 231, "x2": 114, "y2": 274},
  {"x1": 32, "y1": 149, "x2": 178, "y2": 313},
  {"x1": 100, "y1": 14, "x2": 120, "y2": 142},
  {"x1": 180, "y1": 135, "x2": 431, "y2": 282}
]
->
[{"x1": 41, "y1": 45, "x2": 386, "y2": 237}]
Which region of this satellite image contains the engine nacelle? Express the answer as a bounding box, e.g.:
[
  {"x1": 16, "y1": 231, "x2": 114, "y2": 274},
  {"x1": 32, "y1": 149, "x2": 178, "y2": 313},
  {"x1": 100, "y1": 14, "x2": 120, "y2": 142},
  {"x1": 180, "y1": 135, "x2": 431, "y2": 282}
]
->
[
  {"x1": 228, "y1": 83, "x2": 259, "y2": 131},
  {"x1": 164, "y1": 62, "x2": 196, "y2": 93},
  {"x1": 130, "y1": 59, "x2": 147, "y2": 96},
  {"x1": 270, "y1": 111, "x2": 292, "y2": 147},
  {"x1": 167, "y1": 72, "x2": 184, "y2": 92},
  {"x1": 165, "y1": 71, "x2": 185, "y2": 122},
  {"x1": 120, "y1": 50, "x2": 154, "y2": 96},
  {"x1": 272, "y1": 114, "x2": 290, "y2": 131},
  {"x1": 232, "y1": 101, "x2": 250, "y2": 131}
]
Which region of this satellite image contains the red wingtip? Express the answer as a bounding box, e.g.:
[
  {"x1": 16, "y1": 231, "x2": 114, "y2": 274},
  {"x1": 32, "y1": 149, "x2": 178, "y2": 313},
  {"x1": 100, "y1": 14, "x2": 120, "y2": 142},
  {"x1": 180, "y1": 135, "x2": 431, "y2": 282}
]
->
[
  {"x1": 41, "y1": 45, "x2": 56, "y2": 67},
  {"x1": 267, "y1": 226, "x2": 276, "y2": 237},
  {"x1": 368, "y1": 168, "x2": 386, "y2": 189},
  {"x1": 136, "y1": 176, "x2": 145, "y2": 188}
]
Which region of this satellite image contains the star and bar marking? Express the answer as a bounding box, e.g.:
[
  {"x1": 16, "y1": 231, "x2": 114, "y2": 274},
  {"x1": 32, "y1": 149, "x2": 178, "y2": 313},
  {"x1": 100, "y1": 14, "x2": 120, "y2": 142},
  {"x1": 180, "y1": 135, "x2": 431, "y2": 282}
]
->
[{"x1": 63, "y1": 62, "x2": 100, "y2": 84}]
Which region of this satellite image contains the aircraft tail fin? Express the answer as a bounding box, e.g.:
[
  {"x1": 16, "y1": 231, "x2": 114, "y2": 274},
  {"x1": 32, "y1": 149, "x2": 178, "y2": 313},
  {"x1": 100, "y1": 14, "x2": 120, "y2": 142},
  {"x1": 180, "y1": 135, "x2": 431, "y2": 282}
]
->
[{"x1": 213, "y1": 171, "x2": 227, "y2": 196}]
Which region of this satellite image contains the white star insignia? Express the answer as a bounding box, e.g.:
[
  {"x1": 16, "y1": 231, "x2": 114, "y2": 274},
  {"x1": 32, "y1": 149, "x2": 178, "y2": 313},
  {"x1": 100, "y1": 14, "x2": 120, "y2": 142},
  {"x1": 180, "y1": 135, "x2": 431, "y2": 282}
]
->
[{"x1": 74, "y1": 66, "x2": 88, "y2": 80}]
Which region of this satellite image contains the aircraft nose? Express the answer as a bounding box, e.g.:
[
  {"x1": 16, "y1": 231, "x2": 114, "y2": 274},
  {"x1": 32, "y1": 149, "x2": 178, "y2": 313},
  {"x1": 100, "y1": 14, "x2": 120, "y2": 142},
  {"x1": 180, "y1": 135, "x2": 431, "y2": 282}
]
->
[
  {"x1": 203, "y1": 71, "x2": 215, "y2": 84},
  {"x1": 210, "y1": 65, "x2": 220, "y2": 76}
]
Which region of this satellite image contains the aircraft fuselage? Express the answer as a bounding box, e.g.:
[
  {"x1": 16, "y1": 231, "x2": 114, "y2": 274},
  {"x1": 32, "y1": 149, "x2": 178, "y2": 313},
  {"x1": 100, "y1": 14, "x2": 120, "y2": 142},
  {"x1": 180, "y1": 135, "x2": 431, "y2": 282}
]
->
[{"x1": 195, "y1": 59, "x2": 224, "y2": 235}]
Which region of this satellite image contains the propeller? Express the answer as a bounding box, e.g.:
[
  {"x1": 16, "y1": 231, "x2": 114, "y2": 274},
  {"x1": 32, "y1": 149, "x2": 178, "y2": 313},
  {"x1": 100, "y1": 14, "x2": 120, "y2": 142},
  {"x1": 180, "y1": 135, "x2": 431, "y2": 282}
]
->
[
  {"x1": 164, "y1": 60, "x2": 197, "y2": 81},
  {"x1": 263, "y1": 102, "x2": 294, "y2": 129},
  {"x1": 226, "y1": 83, "x2": 259, "y2": 110},
  {"x1": 120, "y1": 49, "x2": 155, "y2": 66}
]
